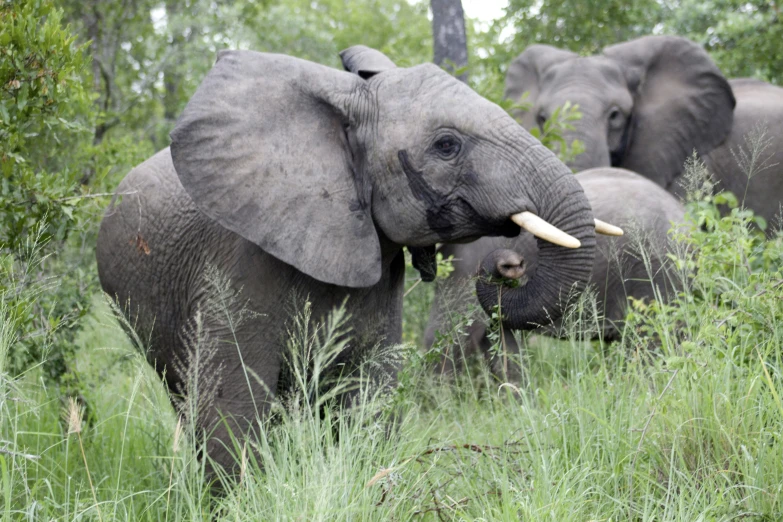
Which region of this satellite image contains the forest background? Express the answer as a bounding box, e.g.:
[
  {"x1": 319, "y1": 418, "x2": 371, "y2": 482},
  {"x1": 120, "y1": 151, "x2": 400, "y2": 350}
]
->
[{"x1": 2, "y1": 0, "x2": 783, "y2": 519}]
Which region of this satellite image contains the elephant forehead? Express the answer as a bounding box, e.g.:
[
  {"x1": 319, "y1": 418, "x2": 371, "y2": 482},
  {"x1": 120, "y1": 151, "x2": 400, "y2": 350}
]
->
[
  {"x1": 544, "y1": 56, "x2": 626, "y2": 89},
  {"x1": 375, "y1": 65, "x2": 509, "y2": 125},
  {"x1": 539, "y1": 62, "x2": 632, "y2": 113}
]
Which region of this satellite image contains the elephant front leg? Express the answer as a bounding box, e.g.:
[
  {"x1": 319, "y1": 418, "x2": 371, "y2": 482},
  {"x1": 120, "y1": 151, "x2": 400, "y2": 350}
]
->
[{"x1": 178, "y1": 312, "x2": 282, "y2": 481}]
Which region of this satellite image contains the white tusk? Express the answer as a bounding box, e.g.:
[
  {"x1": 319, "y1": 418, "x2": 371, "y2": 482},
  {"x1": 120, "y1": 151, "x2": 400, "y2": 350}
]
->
[
  {"x1": 594, "y1": 219, "x2": 624, "y2": 236},
  {"x1": 511, "y1": 211, "x2": 581, "y2": 249}
]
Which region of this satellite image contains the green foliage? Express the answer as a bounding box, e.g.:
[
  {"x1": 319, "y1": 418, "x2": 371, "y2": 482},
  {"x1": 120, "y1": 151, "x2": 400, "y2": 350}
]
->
[
  {"x1": 470, "y1": 0, "x2": 782, "y2": 106},
  {"x1": 664, "y1": 0, "x2": 783, "y2": 84},
  {"x1": 623, "y1": 157, "x2": 783, "y2": 368},
  {"x1": 0, "y1": 0, "x2": 101, "y2": 380},
  {"x1": 2, "y1": 0, "x2": 783, "y2": 518},
  {"x1": 3, "y1": 262, "x2": 783, "y2": 518},
  {"x1": 58, "y1": 0, "x2": 434, "y2": 158},
  {"x1": 401, "y1": 250, "x2": 455, "y2": 348},
  {"x1": 465, "y1": 0, "x2": 665, "y2": 97},
  {"x1": 0, "y1": 0, "x2": 91, "y2": 250},
  {"x1": 525, "y1": 97, "x2": 586, "y2": 166},
  {"x1": 502, "y1": 0, "x2": 664, "y2": 55}
]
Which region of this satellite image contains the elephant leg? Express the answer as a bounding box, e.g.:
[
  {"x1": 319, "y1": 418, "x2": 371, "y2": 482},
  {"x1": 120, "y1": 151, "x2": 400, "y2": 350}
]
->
[
  {"x1": 426, "y1": 272, "x2": 487, "y2": 375},
  {"x1": 174, "y1": 307, "x2": 282, "y2": 479},
  {"x1": 481, "y1": 326, "x2": 527, "y2": 387}
]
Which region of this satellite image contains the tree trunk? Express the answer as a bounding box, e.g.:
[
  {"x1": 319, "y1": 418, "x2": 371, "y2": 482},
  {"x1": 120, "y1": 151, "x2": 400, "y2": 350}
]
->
[
  {"x1": 430, "y1": 0, "x2": 469, "y2": 83},
  {"x1": 163, "y1": 0, "x2": 183, "y2": 124}
]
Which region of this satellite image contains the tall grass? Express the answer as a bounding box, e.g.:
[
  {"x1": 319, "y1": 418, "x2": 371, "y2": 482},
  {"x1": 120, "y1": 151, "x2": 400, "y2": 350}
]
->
[{"x1": 2, "y1": 160, "x2": 783, "y2": 520}]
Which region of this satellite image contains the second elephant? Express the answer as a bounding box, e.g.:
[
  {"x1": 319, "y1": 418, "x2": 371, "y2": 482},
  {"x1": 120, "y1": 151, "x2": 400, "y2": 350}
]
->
[
  {"x1": 425, "y1": 168, "x2": 685, "y2": 372},
  {"x1": 505, "y1": 35, "x2": 783, "y2": 231}
]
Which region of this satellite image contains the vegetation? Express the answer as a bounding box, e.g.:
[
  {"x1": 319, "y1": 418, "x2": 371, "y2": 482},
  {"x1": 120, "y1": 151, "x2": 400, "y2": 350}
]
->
[{"x1": 1, "y1": 0, "x2": 782, "y2": 519}]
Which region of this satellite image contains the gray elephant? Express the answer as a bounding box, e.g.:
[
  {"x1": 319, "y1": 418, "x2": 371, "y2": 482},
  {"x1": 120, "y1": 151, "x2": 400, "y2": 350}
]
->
[
  {"x1": 97, "y1": 46, "x2": 602, "y2": 473},
  {"x1": 505, "y1": 35, "x2": 783, "y2": 230},
  {"x1": 425, "y1": 167, "x2": 685, "y2": 376}
]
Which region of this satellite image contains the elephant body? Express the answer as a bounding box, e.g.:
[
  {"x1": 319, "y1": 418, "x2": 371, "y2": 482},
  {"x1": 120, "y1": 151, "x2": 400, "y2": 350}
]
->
[
  {"x1": 505, "y1": 36, "x2": 783, "y2": 231},
  {"x1": 99, "y1": 149, "x2": 406, "y2": 469},
  {"x1": 425, "y1": 168, "x2": 685, "y2": 374},
  {"x1": 703, "y1": 79, "x2": 783, "y2": 226},
  {"x1": 97, "y1": 47, "x2": 598, "y2": 474}
]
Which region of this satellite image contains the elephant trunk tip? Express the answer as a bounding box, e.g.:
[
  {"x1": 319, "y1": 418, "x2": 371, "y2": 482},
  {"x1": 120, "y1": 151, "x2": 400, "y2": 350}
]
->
[{"x1": 480, "y1": 248, "x2": 527, "y2": 283}]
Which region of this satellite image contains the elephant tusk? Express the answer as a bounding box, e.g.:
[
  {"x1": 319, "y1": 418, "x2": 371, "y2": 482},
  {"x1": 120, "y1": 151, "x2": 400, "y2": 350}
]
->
[
  {"x1": 594, "y1": 219, "x2": 624, "y2": 236},
  {"x1": 511, "y1": 211, "x2": 581, "y2": 249}
]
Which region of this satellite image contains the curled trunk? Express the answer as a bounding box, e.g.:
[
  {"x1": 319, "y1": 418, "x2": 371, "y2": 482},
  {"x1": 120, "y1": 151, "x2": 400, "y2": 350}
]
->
[{"x1": 476, "y1": 159, "x2": 596, "y2": 330}]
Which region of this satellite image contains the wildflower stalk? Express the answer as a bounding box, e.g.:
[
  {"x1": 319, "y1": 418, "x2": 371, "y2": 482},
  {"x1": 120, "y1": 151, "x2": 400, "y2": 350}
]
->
[
  {"x1": 165, "y1": 416, "x2": 183, "y2": 522},
  {"x1": 64, "y1": 397, "x2": 102, "y2": 522}
]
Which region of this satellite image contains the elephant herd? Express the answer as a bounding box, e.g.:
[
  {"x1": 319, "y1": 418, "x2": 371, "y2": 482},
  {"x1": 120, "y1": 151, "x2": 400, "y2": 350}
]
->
[{"x1": 96, "y1": 36, "x2": 783, "y2": 474}]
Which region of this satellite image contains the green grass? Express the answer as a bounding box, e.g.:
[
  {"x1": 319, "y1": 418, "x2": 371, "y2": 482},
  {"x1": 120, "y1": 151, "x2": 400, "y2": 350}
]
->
[
  {"x1": 3, "y1": 300, "x2": 783, "y2": 519},
  {"x1": 2, "y1": 186, "x2": 783, "y2": 519}
]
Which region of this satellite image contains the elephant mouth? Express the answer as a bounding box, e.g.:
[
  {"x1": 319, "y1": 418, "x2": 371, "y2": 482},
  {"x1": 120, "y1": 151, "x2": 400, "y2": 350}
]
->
[
  {"x1": 450, "y1": 215, "x2": 522, "y2": 244},
  {"x1": 495, "y1": 217, "x2": 524, "y2": 238}
]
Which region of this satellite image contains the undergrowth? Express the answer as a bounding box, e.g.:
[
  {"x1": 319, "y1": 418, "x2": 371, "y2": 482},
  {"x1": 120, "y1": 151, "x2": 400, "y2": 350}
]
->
[{"x1": 1, "y1": 157, "x2": 783, "y2": 520}]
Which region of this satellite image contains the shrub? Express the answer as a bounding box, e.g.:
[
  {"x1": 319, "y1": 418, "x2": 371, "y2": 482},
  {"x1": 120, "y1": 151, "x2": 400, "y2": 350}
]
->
[
  {"x1": 1, "y1": 0, "x2": 95, "y2": 379},
  {"x1": 623, "y1": 153, "x2": 783, "y2": 368}
]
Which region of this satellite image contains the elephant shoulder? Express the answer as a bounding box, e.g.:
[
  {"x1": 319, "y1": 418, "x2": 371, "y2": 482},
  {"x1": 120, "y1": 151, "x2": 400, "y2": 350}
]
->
[
  {"x1": 97, "y1": 148, "x2": 244, "y2": 293},
  {"x1": 731, "y1": 79, "x2": 783, "y2": 116},
  {"x1": 728, "y1": 78, "x2": 781, "y2": 94},
  {"x1": 715, "y1": 79, "x2": 783, "y2": 171},
  {"x1": 575, "y1": 166, "x2": 661, "y2": 194},
  {"x1": 576, "y1": 167, "x2": 685, "y2": 233},
  {"x1": 114, "y1": 148, "x2": 193, "y2": 213}
]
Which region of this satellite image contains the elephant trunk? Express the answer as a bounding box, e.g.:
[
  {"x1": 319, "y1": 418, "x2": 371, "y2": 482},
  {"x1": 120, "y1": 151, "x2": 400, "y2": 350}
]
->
[
  {"x1": 563, "y1": 117, "x2": 611, "y2": 172},
  {"x1": 476, "y1": 154, "x2": 596, "y2": 330}
]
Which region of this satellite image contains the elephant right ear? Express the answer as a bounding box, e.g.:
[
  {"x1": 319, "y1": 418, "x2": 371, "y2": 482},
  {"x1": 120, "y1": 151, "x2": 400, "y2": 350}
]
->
[
  {"x1": 340, "y1": 45, "x2": 396, "y2": 79},
  {"x1": 170, "y1": 50, "x2": 382, "y2": 288},
  {"x1": 504, "y1": 45, "x2": 577, "y2": 129},
  {"x1": 603, "y1": 36, "x2": 735, "y2": 188}
]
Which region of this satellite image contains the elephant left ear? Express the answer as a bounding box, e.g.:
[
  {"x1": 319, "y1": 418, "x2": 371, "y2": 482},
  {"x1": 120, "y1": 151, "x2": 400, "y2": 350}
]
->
[
  {"x1": 170, "y1": 50, "x2": 381, "y2": 288},
  {"x1": 340, "y1": 45, "x2": 396, "y2": 79},
  {"x1": 603, "y1": 36, "x2": 735, "y2": 188}
]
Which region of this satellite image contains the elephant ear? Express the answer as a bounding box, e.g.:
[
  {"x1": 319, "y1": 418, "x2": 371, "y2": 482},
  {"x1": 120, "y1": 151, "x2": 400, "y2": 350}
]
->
[
  {"x1": 603, "y1": 36, "x2": 735, "y2": 188},
  {"x1": 170, "y1": 50, "x2": 381, "y2": 288},
  {"x1": 340, "y1": 45, "x2": 396, "y2": 79},
  {"x1": 504, "y1": 45, "x2": 577, "y2": 129}
]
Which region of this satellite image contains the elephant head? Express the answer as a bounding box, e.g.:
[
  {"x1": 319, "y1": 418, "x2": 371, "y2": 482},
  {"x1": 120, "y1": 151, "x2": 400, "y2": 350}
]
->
[
  {"x1": 170, "y1": 46, "x2": 598, "y2": 325},
  {"x1": 505, "y1": 36, "x2": 736, "y2": 189}
]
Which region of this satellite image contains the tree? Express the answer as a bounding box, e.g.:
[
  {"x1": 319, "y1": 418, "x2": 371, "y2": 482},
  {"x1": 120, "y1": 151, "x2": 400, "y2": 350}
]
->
[
  {"x1": 500, "y1": 0, "x2": 664, "y2": 56},
  {"x1": 431, "y1": 0, "x2": 469, "y2": 82},
  {"x1": 664, "y1": 0, "x2": 783, "y2": 84},
  {"x1": 1, "y1": 0, "x2": 96, "y2": 378},
  {"x1": 58, "y1": 0, "x2": 434, "y2": 164}
]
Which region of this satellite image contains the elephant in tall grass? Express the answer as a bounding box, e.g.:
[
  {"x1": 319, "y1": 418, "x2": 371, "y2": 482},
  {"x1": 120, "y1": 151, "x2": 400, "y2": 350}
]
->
[
  {"x1": 425, "y1": 168, "x2": 685, "y2": 375},
  {"x1": 505, "y1": 35, "x2": 783, "y2": 230},
  {"x1": 97, "y1": 46, "x2": 609, "y2": 473}
]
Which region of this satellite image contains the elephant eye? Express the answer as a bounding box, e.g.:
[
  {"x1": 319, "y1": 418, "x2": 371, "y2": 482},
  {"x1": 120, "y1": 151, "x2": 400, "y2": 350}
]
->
[
  {"x1": 608, "y1": 108, "x2": 624, "y2": 127},
  {"x1": 432, "y1": 135, "x2": 462, "y2": 159}
]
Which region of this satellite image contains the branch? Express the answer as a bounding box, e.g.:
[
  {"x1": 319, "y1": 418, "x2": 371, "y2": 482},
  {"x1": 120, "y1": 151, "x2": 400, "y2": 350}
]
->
[{"x1": 0, "y1": 444, "x2": 40, "y2": 461}]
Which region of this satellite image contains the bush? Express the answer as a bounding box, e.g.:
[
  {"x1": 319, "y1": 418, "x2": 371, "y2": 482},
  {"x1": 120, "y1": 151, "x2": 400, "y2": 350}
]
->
[
  {"x1": 0, "y1": 0, "x2": 96, "y2": 380},
  {"x1": 623, "y1": 153, "x2": 783, "y2": 368}
]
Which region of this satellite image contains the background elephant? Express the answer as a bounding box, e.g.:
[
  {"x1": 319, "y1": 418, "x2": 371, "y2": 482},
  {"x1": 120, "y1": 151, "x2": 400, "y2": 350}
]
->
[
  {"x1": 97, "y1": 46, "x2": 598, "y2": 474},
  {"x1": 425, "y1": 167, "x2": 685, "y2": 376},
  {"x1": 505, "y1": 35, "x2": 783, "y2": 230}
]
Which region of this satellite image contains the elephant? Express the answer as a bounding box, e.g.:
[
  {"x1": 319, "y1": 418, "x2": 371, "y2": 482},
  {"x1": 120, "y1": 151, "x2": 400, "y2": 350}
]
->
[
  {"x1": 425, "y1": 167, "x2": 685, "y2": 377},
  {"x1": 505, "y1": 35, "x2": 783, "y2": 231},
  {"x1": 96, "y1": 46, "x2": 605, "y2": 474}
]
